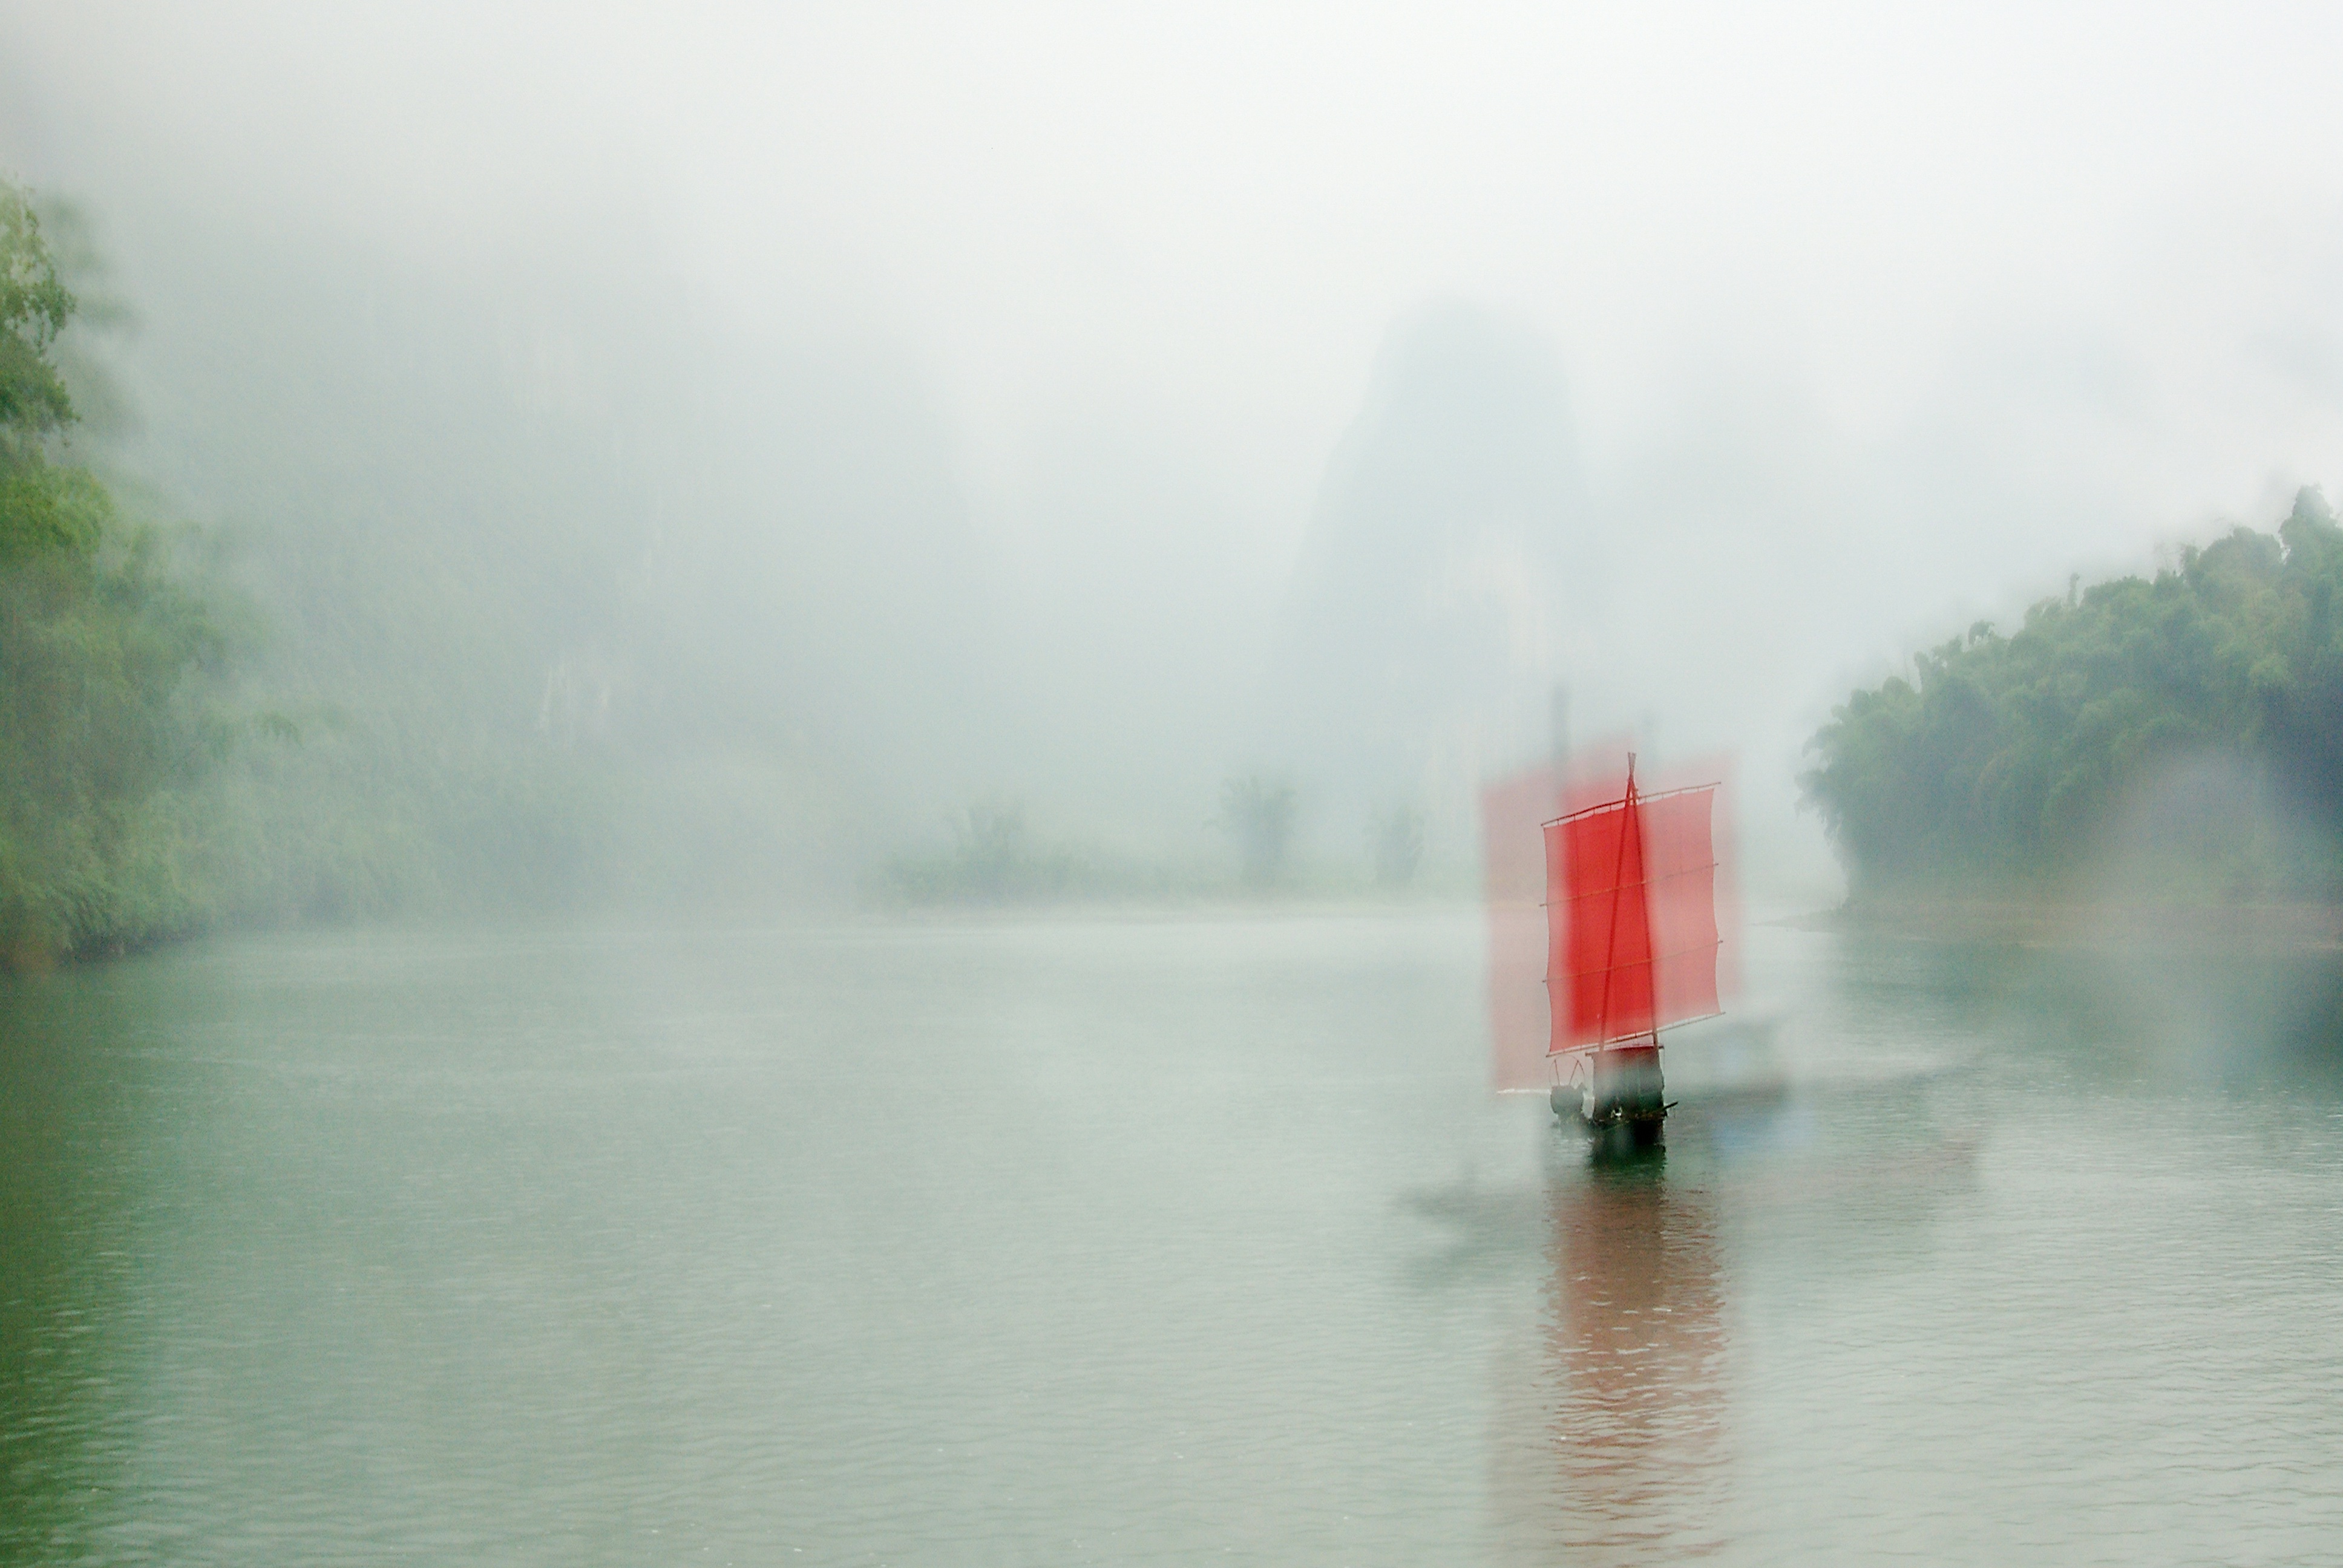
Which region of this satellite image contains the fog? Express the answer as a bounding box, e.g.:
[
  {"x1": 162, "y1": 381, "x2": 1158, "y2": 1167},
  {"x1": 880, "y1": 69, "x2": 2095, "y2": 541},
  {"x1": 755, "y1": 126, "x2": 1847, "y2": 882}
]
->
[{"x1": 11, "y1": 1, "x2": 2343, "y2": 906}]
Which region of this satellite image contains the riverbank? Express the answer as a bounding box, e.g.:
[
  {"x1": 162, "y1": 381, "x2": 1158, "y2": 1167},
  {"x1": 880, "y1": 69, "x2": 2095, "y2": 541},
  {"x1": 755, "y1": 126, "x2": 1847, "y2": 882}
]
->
[{"x1": 1783, "y1": 897, "x2": 2343, "y2": 953}]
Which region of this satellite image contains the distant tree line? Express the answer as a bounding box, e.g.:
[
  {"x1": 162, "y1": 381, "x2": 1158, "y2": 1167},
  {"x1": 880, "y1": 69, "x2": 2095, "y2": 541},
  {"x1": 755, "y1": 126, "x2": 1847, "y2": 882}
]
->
[
  {"x1": 0, "y1": 178, "x2": 239, "y2": 965},
  {"x1": 879, "y1": 777, "x2": 1432, "y2": 906},
  {"x1": 1217, "y1": 774, "x2": 1296, "y2": 889},
  {"x1": 1803, "y1": 488, "x2": 2343, "y2": 895},
  {"x1": 879, "y1": 800, "x2": 1083, "y2": 904}
]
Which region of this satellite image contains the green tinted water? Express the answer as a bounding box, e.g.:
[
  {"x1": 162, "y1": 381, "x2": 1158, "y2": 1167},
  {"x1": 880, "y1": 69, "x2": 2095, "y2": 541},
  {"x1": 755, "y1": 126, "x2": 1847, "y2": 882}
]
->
[{"x1": 2, "y1": 910, "x2": 2339, "y2": 1564}]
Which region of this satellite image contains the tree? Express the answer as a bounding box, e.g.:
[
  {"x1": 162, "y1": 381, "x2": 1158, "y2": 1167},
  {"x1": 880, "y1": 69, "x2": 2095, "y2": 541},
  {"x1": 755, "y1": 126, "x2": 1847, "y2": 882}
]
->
[
  {"x1": 0, "y1": 177, "x2": 235, "y2": 966},
  {"x1": 0, "y1": 186, "x2": 74, "y2": 459},
  {"x1": 1368, "y1": 803, "x2": 1424, "y2": 889},
  {"x1": 1802, "y1": 488, "x2": 2343, "y2": 898},
  {"x1": 880, "y1": 798, "x2": 1084, "y2": 904},
  {"x1": 1219, "y1": 774, "x2": 1297, "y2": 889}
]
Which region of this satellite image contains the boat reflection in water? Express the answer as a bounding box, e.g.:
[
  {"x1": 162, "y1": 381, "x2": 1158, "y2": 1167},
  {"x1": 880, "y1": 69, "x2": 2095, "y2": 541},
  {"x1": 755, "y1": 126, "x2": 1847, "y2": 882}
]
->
[{"x1": 1489, "y1": 1148, "x2": 1729, "y2": 1563}]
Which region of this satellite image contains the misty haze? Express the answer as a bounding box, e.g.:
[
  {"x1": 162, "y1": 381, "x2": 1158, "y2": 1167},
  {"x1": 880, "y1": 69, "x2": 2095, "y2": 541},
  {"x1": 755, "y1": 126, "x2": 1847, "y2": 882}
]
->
[{"x1": 5, "y1": 5, "x2": 2343, "y2": 1563}]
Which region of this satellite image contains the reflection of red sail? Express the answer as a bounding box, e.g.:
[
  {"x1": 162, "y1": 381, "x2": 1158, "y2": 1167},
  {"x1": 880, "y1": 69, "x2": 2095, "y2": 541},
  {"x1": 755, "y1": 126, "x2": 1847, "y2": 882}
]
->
[
  {"x1": 1486, "y1": 1168, "x2": 1729, "y2": 1563},
  {"x1": 1546, "y1": 779, "x2": 1720, "y2": 1054}
]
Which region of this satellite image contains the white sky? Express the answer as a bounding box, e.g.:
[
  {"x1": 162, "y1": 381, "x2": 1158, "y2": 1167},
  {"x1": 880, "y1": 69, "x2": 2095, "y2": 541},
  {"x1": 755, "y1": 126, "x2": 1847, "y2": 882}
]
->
[
  {"x1": 11, "y1": 0, "x2": 2343, "y2": 885},
  {"x1": 16, "y1": 3, "x2": 2343, "y2": 539}
]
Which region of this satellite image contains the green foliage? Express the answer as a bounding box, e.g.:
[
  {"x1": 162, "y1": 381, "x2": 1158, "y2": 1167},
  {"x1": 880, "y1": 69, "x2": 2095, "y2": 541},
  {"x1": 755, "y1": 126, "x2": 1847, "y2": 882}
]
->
[
  {"x1": 1803, "y1": 488, "x2": 2343, "y2": 895},
  {"x1": 0, "y1": 463, "x2": 108, "y2": 559},
  {"x1": 0, "y1": 177, "x2": 235, "y2": 966},
  {"x1": 0, "y1": 185, "x2": 74, "y2": 455}
]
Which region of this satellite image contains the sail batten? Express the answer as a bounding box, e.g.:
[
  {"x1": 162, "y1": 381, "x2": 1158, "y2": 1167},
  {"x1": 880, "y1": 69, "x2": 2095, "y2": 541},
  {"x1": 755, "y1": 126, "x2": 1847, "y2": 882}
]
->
[{"x1": 1543, "y1": 770, "x2": 1722, "y2": 1054}]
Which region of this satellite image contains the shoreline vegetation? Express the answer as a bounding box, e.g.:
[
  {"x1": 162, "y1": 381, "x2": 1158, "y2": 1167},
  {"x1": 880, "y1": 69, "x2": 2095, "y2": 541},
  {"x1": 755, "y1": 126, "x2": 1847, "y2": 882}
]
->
[
  {"x1": 0, "y1": 178, "x2": 1457, "y2": 968},
  {"x1": 16, "y1": 164, "x2": 2343, "y2": 964},
  {"x1": 1803, "y1": 487, "x2": 2343, "y2": 913},
  {"x1": 1786, "y1": 897, "x2": 2343, "y2": 954},
  {"x1": 873, "y1": 785, "x2": 1449, "y2": 909},
  {"x1": 0, "y1": 180, "x2": 244, "y2": 972}
]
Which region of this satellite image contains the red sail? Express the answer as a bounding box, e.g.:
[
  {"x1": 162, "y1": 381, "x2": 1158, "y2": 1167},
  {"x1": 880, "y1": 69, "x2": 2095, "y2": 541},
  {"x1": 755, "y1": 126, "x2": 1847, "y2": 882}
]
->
[
  {"x1": 1545, "y1": 779, "x2": 1720, "y2": 1053},
  {"x1": 1478, "y1": 741, "x2": 1637, "y2": 1091}
]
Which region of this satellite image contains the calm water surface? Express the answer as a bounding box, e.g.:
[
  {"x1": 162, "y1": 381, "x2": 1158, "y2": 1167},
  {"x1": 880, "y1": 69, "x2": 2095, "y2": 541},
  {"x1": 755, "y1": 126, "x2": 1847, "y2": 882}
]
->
[{"x1": 3, "y1": 908, "x2": 2341, "y2": 1564}]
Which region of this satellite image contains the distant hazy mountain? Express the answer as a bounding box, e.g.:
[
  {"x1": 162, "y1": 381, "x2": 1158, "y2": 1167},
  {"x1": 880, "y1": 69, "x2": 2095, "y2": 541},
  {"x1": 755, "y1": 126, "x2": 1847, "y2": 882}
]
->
[{"x1": 1259, "y1": 301, "x2": 1590, "y2": 855}]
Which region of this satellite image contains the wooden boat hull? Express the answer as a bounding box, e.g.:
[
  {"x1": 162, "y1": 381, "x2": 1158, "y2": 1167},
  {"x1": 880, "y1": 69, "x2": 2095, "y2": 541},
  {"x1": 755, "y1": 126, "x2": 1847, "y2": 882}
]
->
[{"x1": 1552, "y1": 1044, "x2": 1668, "y2": 1145}]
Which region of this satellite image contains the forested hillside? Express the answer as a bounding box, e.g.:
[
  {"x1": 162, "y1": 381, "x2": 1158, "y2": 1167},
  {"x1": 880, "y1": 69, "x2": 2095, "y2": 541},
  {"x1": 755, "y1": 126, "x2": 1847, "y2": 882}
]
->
[
  {"x1": 0, "y1": 180, "x2": 236, "y2": 965},
  {"x1": 1803, "y1": 488, "x2": 2343, "y2": 897}
]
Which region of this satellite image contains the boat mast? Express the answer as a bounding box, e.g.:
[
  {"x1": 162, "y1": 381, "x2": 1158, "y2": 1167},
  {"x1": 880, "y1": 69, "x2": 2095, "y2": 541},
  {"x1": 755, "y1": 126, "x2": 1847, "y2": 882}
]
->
[{"x1": 1593, "y1": 753, "x2": 1639, "y2": 1051}]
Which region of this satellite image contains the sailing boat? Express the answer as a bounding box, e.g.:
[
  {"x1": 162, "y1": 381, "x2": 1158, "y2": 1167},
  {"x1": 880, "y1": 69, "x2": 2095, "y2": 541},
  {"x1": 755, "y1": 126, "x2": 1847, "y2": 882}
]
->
[{"x1": 1545, "y1": 754, "x2": 1723, "y2": 1145}]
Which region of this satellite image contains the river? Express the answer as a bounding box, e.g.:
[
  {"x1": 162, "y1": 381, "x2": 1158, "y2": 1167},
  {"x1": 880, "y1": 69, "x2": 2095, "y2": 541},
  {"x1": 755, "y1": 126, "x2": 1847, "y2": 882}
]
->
[{"x1": 3, "y1": 907, "x2": 2340, "y2": 1564}]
